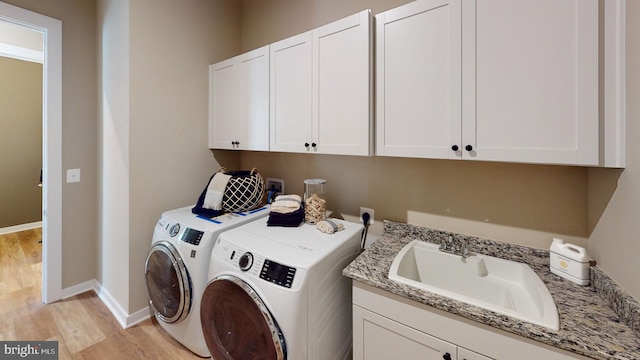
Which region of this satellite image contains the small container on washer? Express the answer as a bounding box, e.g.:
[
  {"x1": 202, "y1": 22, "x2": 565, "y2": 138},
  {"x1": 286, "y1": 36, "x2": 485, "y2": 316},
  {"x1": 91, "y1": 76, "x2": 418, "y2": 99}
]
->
[{"x1": 303, "y1": 179, "x2": 326, "y2": 224}]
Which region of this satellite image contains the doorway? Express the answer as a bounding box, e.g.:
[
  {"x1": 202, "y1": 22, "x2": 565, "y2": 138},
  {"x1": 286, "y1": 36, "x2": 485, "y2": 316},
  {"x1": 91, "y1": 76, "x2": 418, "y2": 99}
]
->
[{"x1": 0, "y1": 1, "x2": 62, "y2": 303}]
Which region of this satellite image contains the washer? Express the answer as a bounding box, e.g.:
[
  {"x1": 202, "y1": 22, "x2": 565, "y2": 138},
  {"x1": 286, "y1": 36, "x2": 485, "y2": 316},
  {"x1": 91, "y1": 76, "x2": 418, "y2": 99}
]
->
[
  {"x1": 144, "y1": 205, "x2": 270, "y2": 357},
  {"x1": 200, "y1": 217, "x2": 363, "y2": 360}
]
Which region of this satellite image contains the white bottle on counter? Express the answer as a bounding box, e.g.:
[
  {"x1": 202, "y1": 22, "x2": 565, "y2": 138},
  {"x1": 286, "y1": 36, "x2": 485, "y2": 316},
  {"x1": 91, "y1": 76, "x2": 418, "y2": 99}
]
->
[{"x1": 549, "y1": 238, "x2": 590, "y2": 286}]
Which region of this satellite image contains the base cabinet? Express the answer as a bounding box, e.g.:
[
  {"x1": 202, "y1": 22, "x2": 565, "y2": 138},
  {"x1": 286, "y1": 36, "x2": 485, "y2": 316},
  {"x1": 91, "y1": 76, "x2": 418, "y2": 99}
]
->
[
  {"x1": 352, "y1": 282, "x2": 591, "y2": 360},
  {"x1": 354, "y1": 306, "x2": 489, "y2": 360}
]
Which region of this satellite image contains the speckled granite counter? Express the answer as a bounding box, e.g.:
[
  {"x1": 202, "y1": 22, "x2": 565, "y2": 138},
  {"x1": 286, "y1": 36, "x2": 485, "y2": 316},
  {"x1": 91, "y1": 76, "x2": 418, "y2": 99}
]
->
[{"x1": 343, "y1": 221, "x2": 640, "y2": 360}]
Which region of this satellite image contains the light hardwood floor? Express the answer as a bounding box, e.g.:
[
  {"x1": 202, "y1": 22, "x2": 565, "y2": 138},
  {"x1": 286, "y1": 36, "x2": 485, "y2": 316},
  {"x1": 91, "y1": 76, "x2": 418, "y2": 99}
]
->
[{"x1": 0, "y1": 228, "x2": 206, "y2": 359}]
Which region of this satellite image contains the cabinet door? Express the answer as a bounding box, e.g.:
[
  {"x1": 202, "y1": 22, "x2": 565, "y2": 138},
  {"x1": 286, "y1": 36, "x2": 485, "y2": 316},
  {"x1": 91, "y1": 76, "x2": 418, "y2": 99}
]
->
[
  {"x1": 313, "y1": 10, "x2": 372, "y2": 156},
  {"x1": 209, "y1": 60, "x2": 240, "y2": 149},
  {"x1": 458, "y1": 347, "x2": 493, "y2": 360},
  {"x1": 353, "y1": 306, "x2": 457, "y2": 360},
  {"x1": 270, "y1": 32, "x2": 313, "y2": 153},
  {"x1": 376, "y1": 0, "x2": 462, "y2": 159},
  {"x1": 209, "y1": 46, "x2": 269, "y2": 151},
  {"x1": 461, "y1": 0, "x2": 598, "y2": 165},
  {"x1": 238, "y1": 46, "x2": 269, "y2": 151}
]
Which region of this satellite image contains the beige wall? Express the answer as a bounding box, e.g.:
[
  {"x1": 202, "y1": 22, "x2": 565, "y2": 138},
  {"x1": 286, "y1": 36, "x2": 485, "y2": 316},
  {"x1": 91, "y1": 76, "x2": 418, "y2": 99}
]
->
[
  {"x1": 126, "y1": 0, "x2": 241, "y2": 312},
  {"x1": 240, "y1": 0, "x2": 412, "y2": 51},
  {"x1": 0, "y1": 56, "x2": 42, "y2": 228},
  {"x1": 98, "y1": 0, "x2": 131, "y2": 312},
  {"x1": 2, "y1": 0, "x2": 98, "y2": 288},
  {"x1": 238, "y1": 0, "x2": 591, "y2": 249},
  {"x1": 588, "y1": 2, "x2": 640, "y2": 301}
]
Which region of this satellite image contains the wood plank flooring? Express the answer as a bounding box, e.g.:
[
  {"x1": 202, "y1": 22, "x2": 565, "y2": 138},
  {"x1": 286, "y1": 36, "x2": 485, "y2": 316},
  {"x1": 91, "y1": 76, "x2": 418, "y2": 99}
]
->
[{"x1": 0, "y1": 228, "x2": 206, "y2": 359}]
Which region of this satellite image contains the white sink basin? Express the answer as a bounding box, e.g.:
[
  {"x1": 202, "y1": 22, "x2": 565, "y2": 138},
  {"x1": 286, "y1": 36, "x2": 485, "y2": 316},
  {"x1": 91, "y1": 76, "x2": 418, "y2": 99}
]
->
[{"x1": 388, "y1": 240, "x2": 559, "y2": 330}]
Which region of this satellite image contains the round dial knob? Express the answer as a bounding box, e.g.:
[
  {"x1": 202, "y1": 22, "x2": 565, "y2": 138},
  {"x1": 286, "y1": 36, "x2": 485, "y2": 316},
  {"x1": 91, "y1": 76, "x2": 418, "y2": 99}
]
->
[
  {"x1": 169, "y1": 223, "x2": 180, "y2": 237},
  {"x1": 238, "y1": 252, "x2": 253, "y2": 271},
  {"x1": 465, "y1": 144, "x2": 473, "y2": 151},
  {"x1": 451, "y1": 145, "x2": 459, "y2": 151}
]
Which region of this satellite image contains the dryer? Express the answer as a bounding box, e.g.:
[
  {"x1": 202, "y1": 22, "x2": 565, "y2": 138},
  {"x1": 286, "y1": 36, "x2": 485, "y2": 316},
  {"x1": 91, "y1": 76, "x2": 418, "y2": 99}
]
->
[
  {"x1": 144, "y1": 205, "x2": 269, "y2": 357},
  {"x1": 200, "y1": 217, "x2": 363, "y2": 360}
]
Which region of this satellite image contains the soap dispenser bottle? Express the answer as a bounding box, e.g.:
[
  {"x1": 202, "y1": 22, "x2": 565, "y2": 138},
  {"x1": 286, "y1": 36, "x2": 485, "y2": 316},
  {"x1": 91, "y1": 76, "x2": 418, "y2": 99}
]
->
[{"x1": 549, "y1": 238, "x2": 590, "y2": 285}]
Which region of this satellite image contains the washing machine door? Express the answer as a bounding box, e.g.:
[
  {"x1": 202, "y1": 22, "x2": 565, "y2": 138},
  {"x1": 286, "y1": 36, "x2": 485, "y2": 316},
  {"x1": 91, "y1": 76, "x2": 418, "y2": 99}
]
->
[
  {"x1": 200, "y1": 275, "x2": 286, "y2": 360},
  {"x1": 144, "y1": 240, "x2": 191, "y2": 323}
]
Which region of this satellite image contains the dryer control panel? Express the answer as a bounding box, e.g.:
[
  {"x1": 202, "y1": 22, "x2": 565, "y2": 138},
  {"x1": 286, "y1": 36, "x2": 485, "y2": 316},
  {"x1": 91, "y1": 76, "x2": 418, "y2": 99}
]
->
[
  {"x1": 181, "y1": 228, "x2": 204, "y2": 246},
  {"x1": 260, "y1": 259, "x2": 296, "y2": 288}
]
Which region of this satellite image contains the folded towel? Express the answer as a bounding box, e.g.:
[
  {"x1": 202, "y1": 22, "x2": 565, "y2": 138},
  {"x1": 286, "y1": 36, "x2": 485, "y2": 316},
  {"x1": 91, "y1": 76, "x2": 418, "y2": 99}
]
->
[
  {"x1": 316, "y1": 219, "x2": 344, "y2": 234},
  {"x1": 271, "y1": 194, "x2": 302, "y2": 214},
  {"x1": 203, "y1": 172, "x2": 231, "y2": 210},
  {"x1": 267, "y1": 205, "x2": 304, "y2": 227}
]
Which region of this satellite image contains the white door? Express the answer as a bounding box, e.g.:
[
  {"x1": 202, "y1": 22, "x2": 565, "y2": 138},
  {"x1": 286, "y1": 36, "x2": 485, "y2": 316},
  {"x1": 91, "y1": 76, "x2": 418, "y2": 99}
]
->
[
  {"x1": 313, "y1": 9, "x2": 372, "y2": 156},
  {"x1": 376, "y1": 0, "x2": 462, "y2": 159},
  {"x1": 458, "y1": 347, "x2": 494, "y2": 360},
  {"x1": 461, "y1": 0, "x2": 598, "y2": 165},
  {"x1": 238, "y1": 46, "x2": 269, "y2": 151},
  {"x1": 353, "y1": 306, "x2": 457, "y2": 360},
  {"x1": 270, "y1": 31, "x2": 314, "y2": 153},
  {"x1": 209, "y1": 46, "x2": 269, "y2": 151},
  {"x1": 209, "y1": 60, "x2": 241, "y2": 149}
]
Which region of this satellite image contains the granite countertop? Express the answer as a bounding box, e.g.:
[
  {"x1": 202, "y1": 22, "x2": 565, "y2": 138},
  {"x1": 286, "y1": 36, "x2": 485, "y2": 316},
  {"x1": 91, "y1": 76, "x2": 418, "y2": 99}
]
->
[{"x1": 343, "y1": 221, "x2": 640, "y2": 360}]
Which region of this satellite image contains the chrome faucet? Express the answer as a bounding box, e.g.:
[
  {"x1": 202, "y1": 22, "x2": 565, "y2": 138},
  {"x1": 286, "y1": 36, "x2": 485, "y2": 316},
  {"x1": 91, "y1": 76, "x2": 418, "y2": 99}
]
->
[{"x1": 439, "y1": 236, "x2": 470, "y2": 259}]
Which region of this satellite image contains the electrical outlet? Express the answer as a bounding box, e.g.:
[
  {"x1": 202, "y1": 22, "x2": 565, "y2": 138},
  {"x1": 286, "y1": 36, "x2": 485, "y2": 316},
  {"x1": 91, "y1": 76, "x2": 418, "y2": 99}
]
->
[
  {"x1": 266, "y1": 178, "x2": 285, "y2": 194},
  {"x1": 359, "y1": 207, "x2": 374, "y2": 225}
]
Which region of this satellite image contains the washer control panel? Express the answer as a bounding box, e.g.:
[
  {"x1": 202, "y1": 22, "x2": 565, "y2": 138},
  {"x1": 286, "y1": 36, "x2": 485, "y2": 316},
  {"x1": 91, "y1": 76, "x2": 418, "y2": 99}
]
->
[{"x1": 260, "y1": 259, "x2": 296, "y2": 288}]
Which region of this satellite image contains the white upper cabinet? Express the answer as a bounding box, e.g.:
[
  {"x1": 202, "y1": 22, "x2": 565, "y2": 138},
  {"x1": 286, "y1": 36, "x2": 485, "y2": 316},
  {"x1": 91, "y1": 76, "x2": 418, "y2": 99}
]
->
[
  {"x1": 376, "y1": 0, "x2": 601, "y2": 166},
  {"x1": 270, "y1": 10, "x2": 373, "y2": 156},
  {"x1": 269, "y1": 32, "x2": 314, "y2": 153},
  {"x1": 462, "y1": 0, "x2": 598, "y2": 165},
  {"x1": 209, "y1": 45, "x2": 269, "y2": 151},
  {"x1": 313, "y1": 10, "x2": 373, "y2": 156},
  {"x1": 376, "y1": 0, "x2": 462, "y2": 160}
]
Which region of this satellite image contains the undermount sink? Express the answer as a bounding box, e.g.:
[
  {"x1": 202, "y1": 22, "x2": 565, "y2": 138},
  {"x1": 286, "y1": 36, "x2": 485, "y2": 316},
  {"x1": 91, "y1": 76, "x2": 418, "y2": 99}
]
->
[{"x1": 388, "y1": 240, "x2": 559, "y2": 330}]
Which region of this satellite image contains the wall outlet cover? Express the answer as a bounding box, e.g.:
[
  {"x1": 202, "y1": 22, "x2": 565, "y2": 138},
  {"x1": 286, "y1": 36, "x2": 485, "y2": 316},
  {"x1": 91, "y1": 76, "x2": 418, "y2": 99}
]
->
[
  {"x1": 266, "y1": 178, "x2": 285, "y2": 193},
  {"x1": 359, "y1": 207, "x2": 374, "y2": 225}
]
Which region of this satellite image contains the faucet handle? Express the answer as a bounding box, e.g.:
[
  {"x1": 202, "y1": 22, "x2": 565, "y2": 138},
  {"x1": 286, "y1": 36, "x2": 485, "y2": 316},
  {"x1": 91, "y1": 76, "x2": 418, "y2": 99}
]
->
[{"x1": 461, "y1": 241, "x2": 469, "y2": 258}]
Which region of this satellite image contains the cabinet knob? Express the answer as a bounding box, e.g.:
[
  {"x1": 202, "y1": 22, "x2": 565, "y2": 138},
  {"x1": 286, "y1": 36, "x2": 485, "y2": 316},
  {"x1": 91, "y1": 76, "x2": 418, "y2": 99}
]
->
[
  {"x1": 312, "y1": 143, "x2": 317, "y2": 148},
  {"x1": 451, "y1": 145, "x2": 459, "y2": 151},
  {"x1": 304, "y1": 142, "x2": 310, "y2": 147},
  {"x1": 443, "y1": 353, "x2": 452, "y2": 360},
  {"x1": 465, "y1": 144, "x2": 473, "y2": 151}
]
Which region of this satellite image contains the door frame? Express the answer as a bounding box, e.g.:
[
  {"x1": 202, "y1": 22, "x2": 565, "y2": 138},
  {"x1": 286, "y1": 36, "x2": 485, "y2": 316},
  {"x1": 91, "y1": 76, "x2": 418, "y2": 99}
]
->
[{"x1": 0, "y1": 1, "x2": 62, "y2": 303}]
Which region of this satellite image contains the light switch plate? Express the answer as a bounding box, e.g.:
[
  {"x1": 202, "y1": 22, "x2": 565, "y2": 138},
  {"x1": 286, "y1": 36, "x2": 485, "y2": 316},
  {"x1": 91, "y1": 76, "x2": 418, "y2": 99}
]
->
[{"x1": 66, "y1": 168, "x2": 80, "y2": 183}]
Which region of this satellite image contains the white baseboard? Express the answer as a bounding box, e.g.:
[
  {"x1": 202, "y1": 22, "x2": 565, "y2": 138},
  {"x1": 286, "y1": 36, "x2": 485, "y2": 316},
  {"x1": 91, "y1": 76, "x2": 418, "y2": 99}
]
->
[
  {"x1": 0, "y1": 221, "x2": 43, "y2": 235},
  {"x1": 61, "y1": 280, "x2": 151, "y2": 329},
  {"x1": 127, "y1": 306, "x2": 153, "y2": 327},
  {"x1": 61, "y1": 279, "x2": 99, "y2": 299}
]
